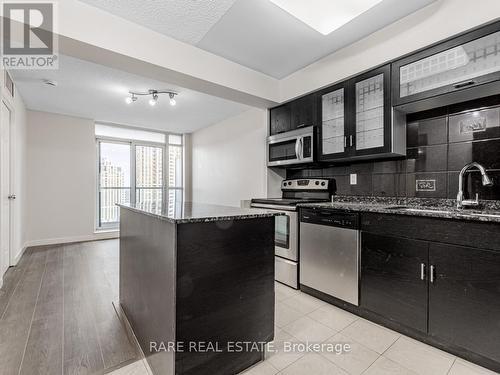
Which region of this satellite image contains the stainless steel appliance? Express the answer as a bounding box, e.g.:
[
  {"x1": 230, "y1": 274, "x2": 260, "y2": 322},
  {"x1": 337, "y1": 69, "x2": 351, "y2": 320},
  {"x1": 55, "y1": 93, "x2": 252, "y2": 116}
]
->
[
  {"x1": 267, "y1": 126, "x2": 315, "y2": 167},
  {"x1": 251, "y1": 178, "x2": 334, "y2": 288},
  {"x1": 300, "y1": 208, "x2": 360, "y2": 305}
]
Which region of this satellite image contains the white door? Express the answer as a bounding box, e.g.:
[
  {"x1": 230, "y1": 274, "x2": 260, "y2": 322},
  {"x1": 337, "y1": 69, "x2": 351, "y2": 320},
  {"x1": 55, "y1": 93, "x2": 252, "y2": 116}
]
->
[{"x1": 0, "y1": 101, "x2": 11, "y2": 278}]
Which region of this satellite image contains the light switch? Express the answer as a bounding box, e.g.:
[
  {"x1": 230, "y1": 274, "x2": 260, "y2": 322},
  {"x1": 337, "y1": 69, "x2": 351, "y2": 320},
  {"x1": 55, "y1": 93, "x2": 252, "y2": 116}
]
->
[{"x1": 350, "y1": 173, "x2": 357, "y2": 185}]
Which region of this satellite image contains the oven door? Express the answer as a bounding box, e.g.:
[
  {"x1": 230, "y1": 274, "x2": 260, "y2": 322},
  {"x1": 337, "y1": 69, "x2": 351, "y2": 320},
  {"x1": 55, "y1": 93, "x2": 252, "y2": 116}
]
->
[
  {"x1": 250, "y1": 204, "x2": 298, "y2": 261},
  {"x1": 275, "y1": 210, "x2": 298, "y2": 261}
]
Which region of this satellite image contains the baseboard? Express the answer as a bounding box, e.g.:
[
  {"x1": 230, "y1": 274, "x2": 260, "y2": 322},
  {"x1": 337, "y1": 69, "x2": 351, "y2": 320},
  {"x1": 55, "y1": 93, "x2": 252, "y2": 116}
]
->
[
  {"x1": 113, "y1": 302, "x2": 154, "y2": 375},
  {"x1": 24, "y1": 231, "x2": 119, "y2": 248},
  {"x1": 13, "y1": 244, "x2": 28, "y2": 266}
]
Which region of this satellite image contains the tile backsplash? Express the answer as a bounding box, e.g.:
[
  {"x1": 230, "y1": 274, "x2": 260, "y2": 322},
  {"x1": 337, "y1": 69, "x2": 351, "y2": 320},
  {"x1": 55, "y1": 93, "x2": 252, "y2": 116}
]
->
[{"x1": 287, "y1": 96, "x2": 500, "y2": 200}]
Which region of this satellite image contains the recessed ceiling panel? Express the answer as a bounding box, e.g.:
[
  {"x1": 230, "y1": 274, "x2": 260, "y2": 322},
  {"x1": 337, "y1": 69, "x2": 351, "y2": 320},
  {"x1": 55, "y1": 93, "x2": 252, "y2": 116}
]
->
[
  {"x1": 268, "y1": 0, "x2": 384, "y2": 35},
  {"x1": 197, "y1": 0, "x2": 437, "y2": 78},
  {"x1": 10, "y1": 55, "x2": 249, "y2": 133}
]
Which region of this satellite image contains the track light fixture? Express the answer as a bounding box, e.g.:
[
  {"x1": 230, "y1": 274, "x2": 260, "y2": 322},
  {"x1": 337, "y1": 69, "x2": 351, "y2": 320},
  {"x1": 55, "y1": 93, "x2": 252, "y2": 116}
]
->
[{"x1": 125, "y1": 89, "x2": 178, "y2": 106}]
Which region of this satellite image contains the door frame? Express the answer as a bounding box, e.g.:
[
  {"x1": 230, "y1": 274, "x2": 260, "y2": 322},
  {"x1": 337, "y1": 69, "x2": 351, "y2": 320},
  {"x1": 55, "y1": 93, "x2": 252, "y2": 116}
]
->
[{"x1": 0, "y1": 98, "x2": 14, "y2": 271}]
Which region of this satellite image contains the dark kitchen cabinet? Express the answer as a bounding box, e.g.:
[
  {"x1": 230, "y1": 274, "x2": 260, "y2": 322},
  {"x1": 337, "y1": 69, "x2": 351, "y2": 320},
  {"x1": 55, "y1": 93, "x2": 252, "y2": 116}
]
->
[
  {"x1": 361, "y1": 232, "x2": 429, "y2": 333},
  {"x1": 319, "y1": 81, "x2": 350, "y2": 160},
  {"x1": 428, "y1": 243, "x2": 500, "y2": 363},
  {"x1": 351, "y1": 64, "x2": 394, "y2": 157},
  {"x1": 269, "y1": 104, "x2": 291, "y2": 135},
  {"x1": 291, "y1": 94, "x2": 316, "y2": 130},
  {"x1": 270, "y1": 95, "x2": 317, "y2": 136},
  {"x1": 393, "y1": 21, "x2": 500, "y2": 112},
  {"x1": 319, "y1": 65, "x2": 405, "y2": 162}
]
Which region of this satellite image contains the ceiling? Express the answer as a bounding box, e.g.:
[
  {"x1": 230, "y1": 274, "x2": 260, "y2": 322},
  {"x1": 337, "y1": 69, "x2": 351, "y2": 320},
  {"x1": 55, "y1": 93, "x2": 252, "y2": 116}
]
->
[
  {"x1": 10, "y1": 54, "x2": 250, "y2": 133},
  {"x1": 77, "y1": 0, "x2": 437, "y2": 78}
]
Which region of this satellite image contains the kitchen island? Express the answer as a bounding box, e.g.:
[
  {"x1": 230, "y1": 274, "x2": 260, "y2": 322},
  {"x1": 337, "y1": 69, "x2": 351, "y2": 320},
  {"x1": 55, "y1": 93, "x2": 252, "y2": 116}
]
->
[{"x1": 118, "y1": 202, "x2": 280, "y2": 375}]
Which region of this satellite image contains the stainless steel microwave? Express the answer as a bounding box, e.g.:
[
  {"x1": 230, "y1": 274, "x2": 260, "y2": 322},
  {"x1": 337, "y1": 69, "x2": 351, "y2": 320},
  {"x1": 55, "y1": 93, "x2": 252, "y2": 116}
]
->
[{"x1": 267, "y1": 126, "x2": 315, "y2": 167}]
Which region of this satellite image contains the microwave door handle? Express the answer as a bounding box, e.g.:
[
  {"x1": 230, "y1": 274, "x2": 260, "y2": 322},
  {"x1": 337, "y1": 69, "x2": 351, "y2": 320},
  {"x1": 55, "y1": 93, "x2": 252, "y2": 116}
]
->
[
  {"x1": 295, "y1": 138, "x2": 301, "y2": 159},
  {"x1": 299, "y1": 137, "x2": 303, "y2": 159}
]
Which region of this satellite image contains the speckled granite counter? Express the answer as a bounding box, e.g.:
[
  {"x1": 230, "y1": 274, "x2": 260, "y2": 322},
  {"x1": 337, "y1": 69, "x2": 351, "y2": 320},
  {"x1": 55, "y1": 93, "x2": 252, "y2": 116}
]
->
[
  {"x1": 298, "y1": 196, "x2": 500, "y2": 223},
  {"x1": 118, "y1": 201, "x2": 283, "y2": 224}
]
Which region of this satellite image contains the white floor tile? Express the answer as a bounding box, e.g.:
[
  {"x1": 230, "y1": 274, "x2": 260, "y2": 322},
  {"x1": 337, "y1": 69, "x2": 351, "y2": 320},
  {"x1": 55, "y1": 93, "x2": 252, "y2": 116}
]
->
[
  {"x1": 363, "y1": 356, "x2": 419, "y2": 375},
  {"x1": 448, "y1": 358, "x2": 500, "y2": 375},
  {"x1": 275, "y1": 302, "x2": 304, "y2": 328},
  {"x1": 340, "y1": 319, "x2": 400, "y2": 354},
  {"x1": 282, "y1": 316, "x2": 336, "y2": 343},
  {"x1": 275, "y1": 283, "x2": 299, "y2": 302},
  {"x1": 265, "y1": 328, "x2": 305, "y2": 370},
  {"x1": 281, "y1": 292, "x2": 326, "y2": 315},
  {"x1": 280, "y1": 353, "x2": 349, "y2": 375},
  {"x1": 240, "y1": 360, "x2": 279, "y2": 375},
  {"x1": 321, "y1": 333, "x2": 379, "y2": 375},
  {"x1": 308, "y1": 304, "x2": 358, "y2": 331},
  {"x1": 106, "y1": 360, "x2": 149, "y2": 375},
  {"x1": 384, "y1": 336, "x2": 455, "y2": 375}
]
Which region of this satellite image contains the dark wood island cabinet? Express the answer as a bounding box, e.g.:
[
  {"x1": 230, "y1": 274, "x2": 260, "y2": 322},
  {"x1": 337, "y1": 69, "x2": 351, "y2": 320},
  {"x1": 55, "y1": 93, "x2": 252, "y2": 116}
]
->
[{"x1": 118, "y1": 202, "x2": 281, "y2": 375}]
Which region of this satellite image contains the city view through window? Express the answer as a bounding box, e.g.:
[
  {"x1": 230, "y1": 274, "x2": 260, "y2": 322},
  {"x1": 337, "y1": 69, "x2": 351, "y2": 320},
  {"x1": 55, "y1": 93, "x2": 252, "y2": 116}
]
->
[{"x1": 97, "y1": 126, "x2": 183, "y2": 228}]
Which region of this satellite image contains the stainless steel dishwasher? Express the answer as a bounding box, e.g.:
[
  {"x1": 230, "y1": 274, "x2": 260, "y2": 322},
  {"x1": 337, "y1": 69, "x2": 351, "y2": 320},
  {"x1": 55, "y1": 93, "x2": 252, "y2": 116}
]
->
[{"x1": 300, "y1": 208, "x2": 360, "y2": 306}]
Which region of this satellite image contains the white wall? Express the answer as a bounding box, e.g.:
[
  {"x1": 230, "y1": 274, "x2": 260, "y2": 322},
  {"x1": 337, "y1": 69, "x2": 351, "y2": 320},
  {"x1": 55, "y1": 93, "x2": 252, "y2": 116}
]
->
[
  {"x1": 25, "y1": 111, "x2": 113, "y2": 245},
  {"x1": 191, "y1": 108, "x2": 268, "y2": 207},
  {"x1": 280, "y1": 0, "x2": 500, "y2": 100}
]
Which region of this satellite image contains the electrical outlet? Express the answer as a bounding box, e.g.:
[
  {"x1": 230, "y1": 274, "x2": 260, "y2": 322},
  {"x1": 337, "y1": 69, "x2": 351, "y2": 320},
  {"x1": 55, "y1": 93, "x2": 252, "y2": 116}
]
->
[{"x1": 350, "y1": 173, "x2": 357, "y2": 185}]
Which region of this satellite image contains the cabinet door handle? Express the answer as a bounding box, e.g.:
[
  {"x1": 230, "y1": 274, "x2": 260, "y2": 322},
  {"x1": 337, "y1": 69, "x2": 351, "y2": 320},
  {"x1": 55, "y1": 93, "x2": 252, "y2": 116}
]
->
[
  {"x1": 344, "y1": 136, "x2": 347, "y2": 148},
  {"x1": 430, "y1": 265, "x2": 435, "y2": 283},
  {"x1": 420, "y1": 263, "x2": 426, "y2": 281},
  {"x1": 453, "y1": 80, "x2": 476, "y2": 89},
  {"x1": 349, "y1": 135, "x2": 353, "y2": 147}
]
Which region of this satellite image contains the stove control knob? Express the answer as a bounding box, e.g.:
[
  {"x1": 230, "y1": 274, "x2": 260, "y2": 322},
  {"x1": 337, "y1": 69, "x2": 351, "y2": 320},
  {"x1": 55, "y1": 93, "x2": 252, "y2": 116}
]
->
[
  {"x1": 315, "y1": 181, "x2": 319, "y2": 185},
  {"x1": 288, "y1": 182, "x2": 292, "y2": 186},
  {"x1": 321, "y1": 182, "x2": 326, "y2": 186}
]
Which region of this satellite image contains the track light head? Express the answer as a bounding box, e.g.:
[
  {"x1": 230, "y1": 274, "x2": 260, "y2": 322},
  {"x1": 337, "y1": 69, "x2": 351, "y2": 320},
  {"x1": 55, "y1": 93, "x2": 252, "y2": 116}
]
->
[
  {"x1": 125, "y1": 94, "x2": 137, "y2": 104},
  {"x1": 149, "y1": 93, "x2": 158, "y2": 106},
  {"x1": 169, "y1": 92, "x2": 176, "y2": 106}
]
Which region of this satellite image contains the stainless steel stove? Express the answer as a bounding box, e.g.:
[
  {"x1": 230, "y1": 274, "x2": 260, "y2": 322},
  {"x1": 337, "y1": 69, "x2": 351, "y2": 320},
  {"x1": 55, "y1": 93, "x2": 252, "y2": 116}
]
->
[{"x1": 251, "y1": 178, "x2": 335, "y2": 288}]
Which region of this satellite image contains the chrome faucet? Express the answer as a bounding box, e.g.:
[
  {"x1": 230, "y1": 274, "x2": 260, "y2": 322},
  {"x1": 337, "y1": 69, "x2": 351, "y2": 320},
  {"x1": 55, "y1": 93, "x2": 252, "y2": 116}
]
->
[{"x1": 456, "y1": 162, "x2": 493, "y2": 209}]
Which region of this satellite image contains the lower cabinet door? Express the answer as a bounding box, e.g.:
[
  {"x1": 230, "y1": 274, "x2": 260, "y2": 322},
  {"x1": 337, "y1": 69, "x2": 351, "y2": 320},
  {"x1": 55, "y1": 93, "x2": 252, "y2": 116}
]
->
[
  {"x1": 429, "y1": 243, "x2": 500, "y2": 362},
  {"x1": 361, "y1": 232, "x2": 428, "y2": 332}
]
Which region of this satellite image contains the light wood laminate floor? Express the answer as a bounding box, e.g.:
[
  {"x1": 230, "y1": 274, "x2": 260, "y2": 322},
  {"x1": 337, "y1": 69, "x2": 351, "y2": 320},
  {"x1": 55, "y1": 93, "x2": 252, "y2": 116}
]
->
[{"x1": 0, "y1": 239, "x2": 140, "y2": 375}]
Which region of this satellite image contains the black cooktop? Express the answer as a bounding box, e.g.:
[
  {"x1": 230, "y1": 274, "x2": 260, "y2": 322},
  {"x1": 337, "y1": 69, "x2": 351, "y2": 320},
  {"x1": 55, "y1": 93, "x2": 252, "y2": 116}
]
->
[{"x1": 251, "y1": 198, "x2": 329, "y2": 206}]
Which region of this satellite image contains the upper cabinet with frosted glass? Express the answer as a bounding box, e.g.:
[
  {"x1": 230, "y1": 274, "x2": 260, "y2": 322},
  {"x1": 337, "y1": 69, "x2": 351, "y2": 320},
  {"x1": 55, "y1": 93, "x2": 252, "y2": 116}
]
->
[
  {"x1": 393, "y1": 22, "x2": 500, "y2": 111},
  {"x1": 320, "y1": 64, "x2": 406, "y2": 161}
]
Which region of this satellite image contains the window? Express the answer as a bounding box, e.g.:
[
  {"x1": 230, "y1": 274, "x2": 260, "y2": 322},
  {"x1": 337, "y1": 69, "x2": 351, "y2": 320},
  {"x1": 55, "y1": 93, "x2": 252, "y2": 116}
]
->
[{"x1": 95, "y1": 124, "x2": 183, "y2": 229}]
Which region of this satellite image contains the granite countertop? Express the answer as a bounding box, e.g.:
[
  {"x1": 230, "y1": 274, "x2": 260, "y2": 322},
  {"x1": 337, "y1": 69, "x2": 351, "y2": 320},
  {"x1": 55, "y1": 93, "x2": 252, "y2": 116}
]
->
[
  {"x1": 298, "y1": 196, "x2": 500, "y2": 223},
  {"x1": 118, "y1": 202, "x2": 284, "y2": 224}
]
